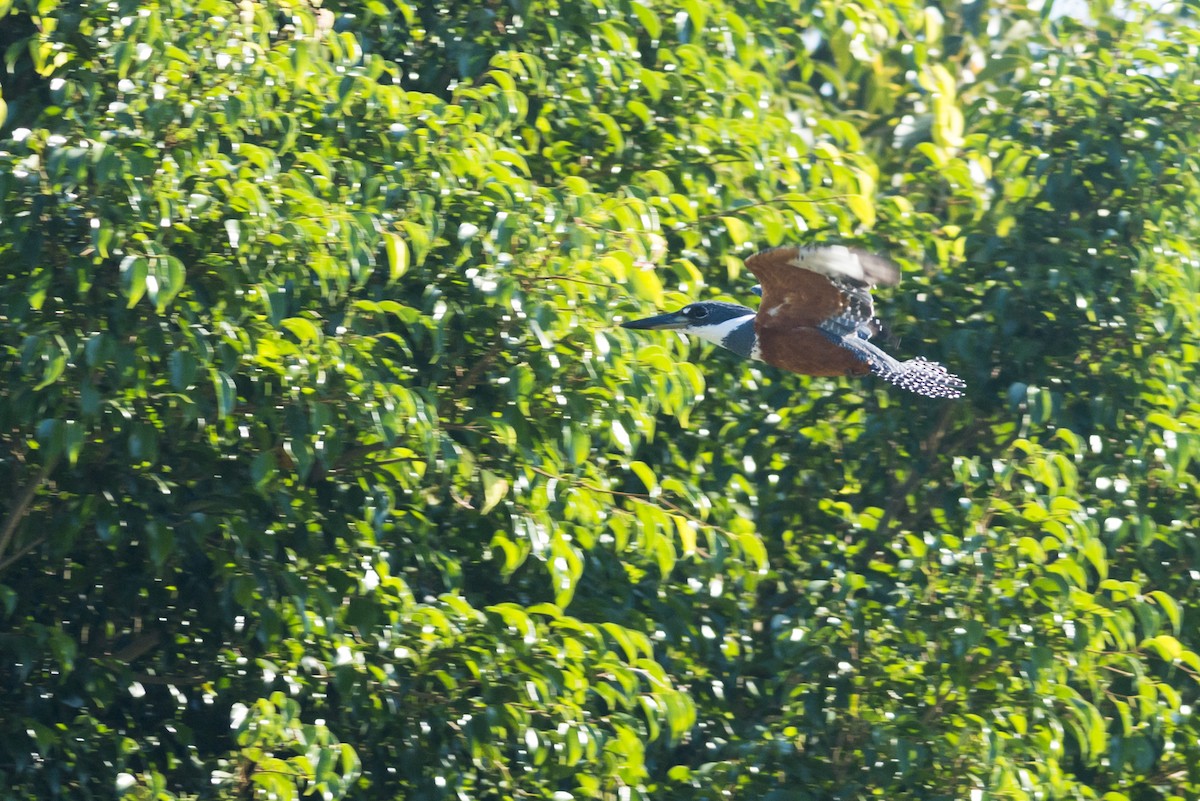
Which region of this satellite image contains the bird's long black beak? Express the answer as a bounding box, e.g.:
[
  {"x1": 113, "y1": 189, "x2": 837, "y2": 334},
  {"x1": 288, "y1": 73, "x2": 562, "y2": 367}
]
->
[{"x1": 620, "y1": 310, "x2": 690, "y2": 330}]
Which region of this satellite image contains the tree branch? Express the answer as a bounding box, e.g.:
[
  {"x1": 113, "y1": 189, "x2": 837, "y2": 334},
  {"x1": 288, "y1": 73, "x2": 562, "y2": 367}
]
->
[{"x1": 0, "y1": 457, "x2": 57, "y2": 571}]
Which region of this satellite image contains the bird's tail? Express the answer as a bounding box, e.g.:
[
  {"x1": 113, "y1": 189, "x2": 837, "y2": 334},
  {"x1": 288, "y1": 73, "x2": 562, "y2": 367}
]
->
[
  {"x1": 837, "y1": 336, "x2": 966, "y2": 398},
  {"x1": 874, "y1": 356, "x2": 966, "y2": 398}
]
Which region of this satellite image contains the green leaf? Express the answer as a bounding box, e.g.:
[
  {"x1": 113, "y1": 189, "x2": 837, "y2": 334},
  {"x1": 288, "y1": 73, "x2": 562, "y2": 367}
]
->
[
  {"x1": 213, "y1": 371, "x2": 236, "y2": 419},
  {"x1": 169, "y1": 350, "x2": 197, "y2": 390},
  {"x1": 32, "y1": 348, "x2": 66, "y2": 391},
  {"x1": 845, "y1": 194, "x2": 876, "y2": 227},
  {"x1": 150, "y1": 254, "x2": 187, "y2": 312},
  {"x1": 1146, "y1": 411, "x2": 1184, "y2": 432},
  {"x1": 629, "y1": 460, "x2": 657, "y2": 495},
  {"x1": 120, "y1": 255, "x2": 149, "y2": 308},
  {"x1": 631, "y1": 1, "x2": 661, "y2": 39},
  {"x1": 628, "y1": 267, "x2": 663, "y2": 304},
  {"x1": 550, "y1": 536, "x2": 583, "y2": 608},
  {"x1": 1141, "y1": 634, "x2": 1183, "y2": 662},
  {"x1": 491, "y1": 532, "x2": 526, "y2": 577},
  {"x1": 281, "y1": 317, "x2": 321, "y2": 344},
  {"x1": 252, "y1": 451, "x2": 277, "y2": 490},
  {"x1": 383, "y1": 232, "x2": 409, "y2": 281},
  {"x1": 722, "y1": 216, "x2": 751, "y2": 246},
  {"x1": 297, "y1": 149, "x2": 336, "y2": 181},
  {"x1": 682, "y1": 0, "x2": 707, "y2": 34},
  {"x1": 1146, "y1": 590, "x2": 1181, "y2": 635},
  {"x1": 480, "y1": 469, "x2": 509, "y2": 514}
]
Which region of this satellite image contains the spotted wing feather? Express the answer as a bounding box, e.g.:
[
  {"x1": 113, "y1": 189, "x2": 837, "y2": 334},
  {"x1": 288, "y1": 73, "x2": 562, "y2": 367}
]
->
[{"x1": 819, "y1": 276, "x2": 879, "y2": 341}]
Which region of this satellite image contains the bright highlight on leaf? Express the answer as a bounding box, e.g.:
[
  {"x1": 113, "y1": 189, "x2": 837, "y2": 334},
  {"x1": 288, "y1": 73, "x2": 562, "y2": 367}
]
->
[
  {"x1": 384, "y1": 232, "x2": 409, "y2": 281},
  {"x1": 480, "y1": 469, "x2": 509, "y2": 514}
]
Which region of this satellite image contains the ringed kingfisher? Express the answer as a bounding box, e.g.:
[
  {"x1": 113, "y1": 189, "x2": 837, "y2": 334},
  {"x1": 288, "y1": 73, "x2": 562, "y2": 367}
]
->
[{"x1": 620, "y1": 245, "x2": 966, "y2": 398}]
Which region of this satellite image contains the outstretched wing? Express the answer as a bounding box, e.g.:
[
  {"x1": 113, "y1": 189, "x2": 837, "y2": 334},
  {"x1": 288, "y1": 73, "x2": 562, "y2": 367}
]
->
[
  {"x1": 743, "y1": 245, "x2": 965, "y2": 396},
  {"x1": 744, "y1": 245, "x2": 898, "y2": 341},
  {"x1": 746, "y1": 245, "x2": 900, "y2": 288}
]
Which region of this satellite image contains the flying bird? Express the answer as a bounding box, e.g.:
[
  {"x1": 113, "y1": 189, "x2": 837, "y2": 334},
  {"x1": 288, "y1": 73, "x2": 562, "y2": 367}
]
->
[{"x1": 621, "y1": 245, "x2": 966, "y2": 398}]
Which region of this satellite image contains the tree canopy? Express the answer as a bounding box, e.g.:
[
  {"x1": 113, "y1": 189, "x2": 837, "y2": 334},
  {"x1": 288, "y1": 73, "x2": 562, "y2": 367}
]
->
[{"x1": 2, "y1": 0, "x2": 1199, "y2": 799}]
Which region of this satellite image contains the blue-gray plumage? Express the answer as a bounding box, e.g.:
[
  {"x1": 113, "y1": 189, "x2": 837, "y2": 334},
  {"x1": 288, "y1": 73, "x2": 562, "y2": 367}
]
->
[
  {"x1": 720, "y1": 316, "x2": 757, "y2": 360},
  {"x1": 621, "y1": 245, "x2": 966, "y2": 398}
]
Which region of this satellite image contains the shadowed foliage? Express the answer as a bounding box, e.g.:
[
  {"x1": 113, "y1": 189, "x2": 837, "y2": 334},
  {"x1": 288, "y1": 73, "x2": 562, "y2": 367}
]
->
[{"x1": 1, "y1": 0, "x2": 1198, "y2": 799}]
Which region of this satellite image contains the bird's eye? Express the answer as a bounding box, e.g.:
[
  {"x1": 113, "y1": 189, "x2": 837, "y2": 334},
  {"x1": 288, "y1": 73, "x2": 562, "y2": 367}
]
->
[{"x1": 686, "y1": 305, "x2": 709, "y2": 319}]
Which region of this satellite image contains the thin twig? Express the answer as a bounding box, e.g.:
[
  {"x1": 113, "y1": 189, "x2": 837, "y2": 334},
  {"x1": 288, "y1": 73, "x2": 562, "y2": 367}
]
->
[
  {"x1": 0, "y1": 457, "x2": 57, "y2": 570},
  {"x1": 108, "y1": 630, "x2": 165, "y2": 663},
  {"x1": 527, "y1": 465, "x2": 734, "y2": 540},
  {"x1": 0, "y1": 534, "x2": 48, "y2": 573},
  {"x1": 126, "y1": 672, "x2": 210, "y2": 686},
  {"x1": 526, "y1": 275, "x2": 614, "y2": 290},
  {"x1": 690, "y1": 193, "x2": 857, "y2": 224},
  {"x1": 452, "y1": 337, "x2": 507, "y2": 399}
]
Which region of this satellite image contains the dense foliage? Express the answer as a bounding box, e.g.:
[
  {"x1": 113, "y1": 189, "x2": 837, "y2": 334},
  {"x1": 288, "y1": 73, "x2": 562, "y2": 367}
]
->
[{"x1": 2, "y1": 0, "x2": 1198, "y2": 799}]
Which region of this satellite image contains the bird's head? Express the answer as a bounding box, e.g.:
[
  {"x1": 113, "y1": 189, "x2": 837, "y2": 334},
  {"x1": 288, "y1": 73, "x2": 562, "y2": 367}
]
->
[{"x1": 621, "y1": 301, "x2": 757, "y2": 352}]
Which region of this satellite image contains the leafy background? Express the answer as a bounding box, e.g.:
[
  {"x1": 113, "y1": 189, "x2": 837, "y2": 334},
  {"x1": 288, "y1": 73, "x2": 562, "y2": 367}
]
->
[{"x1": 1, "y1": 0, "x2": 1198, "y2": 799}]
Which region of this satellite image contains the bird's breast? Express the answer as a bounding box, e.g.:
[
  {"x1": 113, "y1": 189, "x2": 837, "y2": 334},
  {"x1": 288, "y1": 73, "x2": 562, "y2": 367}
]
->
[{"x1": 755, "y1": 325, "x2": 871, "y2": 377}]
